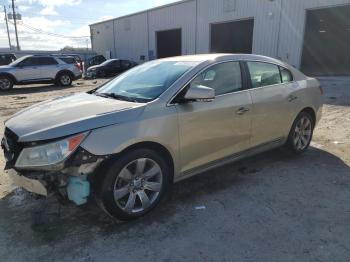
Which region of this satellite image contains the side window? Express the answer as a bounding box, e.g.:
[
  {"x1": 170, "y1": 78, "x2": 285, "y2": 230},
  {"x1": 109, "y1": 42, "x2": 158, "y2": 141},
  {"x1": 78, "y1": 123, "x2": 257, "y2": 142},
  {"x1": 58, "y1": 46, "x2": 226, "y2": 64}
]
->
[
  {"x1": 37, "y1": 57, "x2": 58, "y2": 65},
  {"x1": 111, "y1": 60, "x2": 121, "y2": 67},
  {"x1": 18, "y1": 57, "x2": 36, "y2": 67},
  {"x1": 190, "y1": 62, "x2": 242, "y2": 96},
  {"x1": 247, "y1": 62, "x2": 282, "y2": 88},
  {"x1": 280, "y1": 67, "x2": 293, "y2": 83},
  {"x1": 121, "y1": 60, "x2": 131, "y2": 69}
]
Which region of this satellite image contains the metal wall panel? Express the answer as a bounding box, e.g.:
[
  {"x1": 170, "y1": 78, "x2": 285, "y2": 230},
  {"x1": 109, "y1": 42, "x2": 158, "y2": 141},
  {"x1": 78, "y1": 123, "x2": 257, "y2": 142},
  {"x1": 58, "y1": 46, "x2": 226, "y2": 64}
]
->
[
  {"x1": 148, "y1": 0, "x2": 196, "y2": 58},
  {"x1": 90, "y1": 0, "x2": 350, "y2": 68},
  {"x1": 196, "y1": 0, "x2": 282, "y2": 58},
  {"x1": 90, "y1": 20, "x2": 115, "y2": 58},
  {"x1": 277, "y1": 0, "x2": 350, "y2": 68},
  {"x1": 114, "y1": 13, "x2": 148, "y2": 62}
]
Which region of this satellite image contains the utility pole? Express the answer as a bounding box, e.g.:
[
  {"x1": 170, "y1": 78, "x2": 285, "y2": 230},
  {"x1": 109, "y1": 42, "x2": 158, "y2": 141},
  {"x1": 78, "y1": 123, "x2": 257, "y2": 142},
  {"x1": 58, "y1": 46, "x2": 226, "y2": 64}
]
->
[
  {"x1": 3, "y1": 6, "x2": 12, "y2": 49},
  {"x1": 11, "y1": 0, "x2": 20, "y2": 50}
]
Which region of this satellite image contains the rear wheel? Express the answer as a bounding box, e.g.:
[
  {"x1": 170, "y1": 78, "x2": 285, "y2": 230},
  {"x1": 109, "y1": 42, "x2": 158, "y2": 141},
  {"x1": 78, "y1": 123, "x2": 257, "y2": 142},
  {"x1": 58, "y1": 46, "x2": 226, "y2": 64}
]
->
[
  {"x1": 286, "y1": 111, "x2": 314, "y2": 154},
  {"x1": 97, "y1": 149, "x2": 170, "y2": 220},
  {"x1": 57, "y1": 72, "x2": 72, "y2": 86},
  {"x1": 0, "y1": 75, "x2": 14, "y2": 91}
]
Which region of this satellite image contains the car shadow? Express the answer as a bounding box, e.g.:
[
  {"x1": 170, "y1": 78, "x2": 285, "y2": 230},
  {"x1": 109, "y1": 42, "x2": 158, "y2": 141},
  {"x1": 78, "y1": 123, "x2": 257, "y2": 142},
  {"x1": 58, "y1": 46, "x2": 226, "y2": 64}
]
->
[{"x1": 0, "y1": 147, "x2": 349, "y2": 248}]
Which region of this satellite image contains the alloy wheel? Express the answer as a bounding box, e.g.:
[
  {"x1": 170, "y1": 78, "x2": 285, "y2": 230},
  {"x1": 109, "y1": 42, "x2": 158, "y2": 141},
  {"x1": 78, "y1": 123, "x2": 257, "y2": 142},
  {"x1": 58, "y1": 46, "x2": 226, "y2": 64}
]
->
[
  {"x1": 0, "y1": 78, "x2": 11, "y2": 90},
  {"x1": 113, "y1": 158, "x2": 163, "y2": 214},
  {"x1": 293, "y1": 116, "x2": 312, "y2": 151},
  {"x1": 60, "y1": 75, "x2": 71, "y2": 86}
]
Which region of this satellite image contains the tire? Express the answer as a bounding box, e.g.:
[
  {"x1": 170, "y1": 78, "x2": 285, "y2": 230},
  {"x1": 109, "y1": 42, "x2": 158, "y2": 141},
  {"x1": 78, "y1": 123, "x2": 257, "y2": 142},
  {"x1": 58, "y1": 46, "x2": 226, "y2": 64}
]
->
[
  {"x1": 0, "y1": 75, "x2": 14, "y2": 91},
  {"x1": 286, "y1": 111, "x2": 314, "y2": 154},
  {"x1": 57, "y1": 72, "x2": 73, "y2": 86},
  {"x1": 96, "y1": 148, "x2": 171, "y2": 220}
]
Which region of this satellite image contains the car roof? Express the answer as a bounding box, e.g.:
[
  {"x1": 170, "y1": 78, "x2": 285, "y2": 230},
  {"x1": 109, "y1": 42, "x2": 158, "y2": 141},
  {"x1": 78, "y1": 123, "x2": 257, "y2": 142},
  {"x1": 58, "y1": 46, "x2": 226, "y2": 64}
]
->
[
  {"x1": 160, "y1": 53, "x2": 288, "y2": 67},
  {"x1": 57, "y1": 56, "x2": 75, "y2": 58}
]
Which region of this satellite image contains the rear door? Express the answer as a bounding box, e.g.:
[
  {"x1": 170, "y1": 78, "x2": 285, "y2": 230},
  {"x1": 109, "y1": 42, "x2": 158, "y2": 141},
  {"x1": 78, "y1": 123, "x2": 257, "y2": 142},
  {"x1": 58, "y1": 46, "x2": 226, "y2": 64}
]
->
[
  {"x1": 245, "y1": 61, "x2": 298, "y2": 147},
  {"x1": 36, "y1": 57, "x2": 59, "y2": 79},
  {"x1": 175, "y1": 61, "x2": 252, "y2": 173}
]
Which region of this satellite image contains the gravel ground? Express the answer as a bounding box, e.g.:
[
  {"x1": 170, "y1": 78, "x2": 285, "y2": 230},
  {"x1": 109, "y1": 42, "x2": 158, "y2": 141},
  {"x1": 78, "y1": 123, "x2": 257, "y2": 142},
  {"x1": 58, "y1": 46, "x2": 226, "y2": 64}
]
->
[{"x1": 0, "y1": 78, "x2": 349, "y2": 262}]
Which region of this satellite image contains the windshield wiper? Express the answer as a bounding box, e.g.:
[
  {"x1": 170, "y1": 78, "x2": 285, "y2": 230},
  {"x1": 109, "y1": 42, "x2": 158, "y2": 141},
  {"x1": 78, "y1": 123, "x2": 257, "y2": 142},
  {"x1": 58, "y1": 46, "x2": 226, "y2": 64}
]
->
[{"x1": 95, "y1": 92, "x2": 139, "y2": 103}]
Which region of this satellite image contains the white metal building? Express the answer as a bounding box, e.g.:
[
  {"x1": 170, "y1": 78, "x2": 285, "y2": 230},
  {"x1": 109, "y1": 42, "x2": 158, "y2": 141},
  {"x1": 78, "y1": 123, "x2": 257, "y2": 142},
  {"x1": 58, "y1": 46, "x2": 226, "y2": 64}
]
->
[{"x1": 89, "y1": 0, "x2": 350, "y2": 76}]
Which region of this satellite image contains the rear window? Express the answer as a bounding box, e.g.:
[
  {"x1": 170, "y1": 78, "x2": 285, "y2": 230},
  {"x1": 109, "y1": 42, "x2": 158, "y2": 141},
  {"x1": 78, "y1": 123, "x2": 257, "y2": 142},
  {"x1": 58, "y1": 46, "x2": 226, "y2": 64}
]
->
[
  {"x1": 280, "y1": 67, "x2": 293, "y2": 83},
  {"x1": 247, "y1": 62, "x2": 282, "y2": 88},
  {"x1": 59, "y1": 57, "x2": 76, "y2": 64},
  {"x1": 36, "y1": 57, "x2": 58, "y2": 65}
]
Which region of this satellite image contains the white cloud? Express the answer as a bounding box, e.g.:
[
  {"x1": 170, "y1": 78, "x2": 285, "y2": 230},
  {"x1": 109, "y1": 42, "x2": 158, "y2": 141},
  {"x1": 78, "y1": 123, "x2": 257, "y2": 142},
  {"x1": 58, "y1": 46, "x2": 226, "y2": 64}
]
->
[
  {"x1": 18, "y1": 5, "x2": 31, "y2": 12},
  {"x1": 4, "y1": 16, "x2": 89, "y2": 50},
  {"x1": 40, "y1": 6, "x2": 59, "y2": 16},
  {"x1": 18, "y1": 0, "x2": 82, "y2": 16}
]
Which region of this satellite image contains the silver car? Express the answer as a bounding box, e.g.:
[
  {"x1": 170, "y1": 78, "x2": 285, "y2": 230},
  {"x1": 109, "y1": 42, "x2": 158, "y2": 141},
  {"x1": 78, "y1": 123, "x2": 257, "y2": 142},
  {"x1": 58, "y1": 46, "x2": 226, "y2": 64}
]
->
[
  {"x1": 1, "y1": 54, "x2": 323, "y2": 220},
  {"x1": 0, "y1": 55, "x2": 82, "y2": 91}
]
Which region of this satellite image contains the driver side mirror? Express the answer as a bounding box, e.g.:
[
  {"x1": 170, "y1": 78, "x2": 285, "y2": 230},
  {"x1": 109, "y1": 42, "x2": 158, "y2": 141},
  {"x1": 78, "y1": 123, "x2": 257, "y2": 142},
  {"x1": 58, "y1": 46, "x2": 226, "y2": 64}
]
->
[{"x1": 184, "y1": 85, "x2": 215, "y2": 102}]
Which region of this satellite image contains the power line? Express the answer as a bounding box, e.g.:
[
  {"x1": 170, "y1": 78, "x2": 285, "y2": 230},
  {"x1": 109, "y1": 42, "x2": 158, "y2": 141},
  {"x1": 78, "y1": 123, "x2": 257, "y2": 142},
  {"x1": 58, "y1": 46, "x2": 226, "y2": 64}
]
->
[
  {"x1": 9, "y1": 20, "x2": 90, "y2": 39},
  {"x1": 22, "y1": 11, "x2": 93, "y2": 21}
]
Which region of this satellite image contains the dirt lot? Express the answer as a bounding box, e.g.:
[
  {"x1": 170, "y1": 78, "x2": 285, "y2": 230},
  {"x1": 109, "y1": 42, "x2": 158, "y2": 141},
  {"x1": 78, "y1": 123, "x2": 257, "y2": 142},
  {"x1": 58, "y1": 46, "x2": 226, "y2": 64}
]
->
[{"x1": 0, "y1": 78, "x2": 349, "y2": 262}]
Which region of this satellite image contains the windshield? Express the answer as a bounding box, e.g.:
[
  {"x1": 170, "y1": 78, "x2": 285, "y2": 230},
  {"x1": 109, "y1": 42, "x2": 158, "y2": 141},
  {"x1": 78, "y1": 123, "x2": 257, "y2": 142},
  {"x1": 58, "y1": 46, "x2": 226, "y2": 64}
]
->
[
  {"x1": 100, "y1": 59, "x2": 115, "y2": 66},
  {"x1": 9, "y1": 55, "x2": 30, "y2": 66},
  {"x1": 95, "y1": 60, "x2": 199, "y2": 102}
]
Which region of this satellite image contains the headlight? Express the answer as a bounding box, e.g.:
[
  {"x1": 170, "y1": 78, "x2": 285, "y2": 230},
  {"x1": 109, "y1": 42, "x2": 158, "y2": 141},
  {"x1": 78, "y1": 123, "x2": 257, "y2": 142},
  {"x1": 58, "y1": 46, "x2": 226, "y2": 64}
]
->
[{"x1": 15, "y1": 132, "x2": 88, "y2": 169}]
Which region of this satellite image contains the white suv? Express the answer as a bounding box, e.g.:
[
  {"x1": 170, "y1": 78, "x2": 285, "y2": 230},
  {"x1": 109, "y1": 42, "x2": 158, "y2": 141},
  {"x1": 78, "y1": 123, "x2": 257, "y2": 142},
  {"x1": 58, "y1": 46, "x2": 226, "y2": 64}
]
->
[{"x1": 0, "y1": 55, "x2": 82, "y2": 91}]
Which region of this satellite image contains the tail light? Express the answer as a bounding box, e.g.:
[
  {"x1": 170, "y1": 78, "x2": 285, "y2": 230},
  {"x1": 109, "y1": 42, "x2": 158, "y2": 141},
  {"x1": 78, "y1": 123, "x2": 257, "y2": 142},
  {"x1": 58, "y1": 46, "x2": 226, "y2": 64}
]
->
[{"x1": 74, "y1": 63, "x2": 82, "y2": 72}]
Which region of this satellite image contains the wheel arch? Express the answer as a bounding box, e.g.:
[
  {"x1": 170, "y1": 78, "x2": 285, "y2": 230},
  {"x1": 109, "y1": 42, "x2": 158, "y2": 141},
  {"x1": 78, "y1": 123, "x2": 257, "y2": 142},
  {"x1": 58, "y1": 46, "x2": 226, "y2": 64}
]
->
[
  {"x1": 118, "y1": 141, "x2": 175, "y2": 181},
  {"x1": 91, "y1": 141, "x2": 176, "y2": 192},
  {"x1": 55, "y1": 70, "x2": 74, "y2": 80},
  {"x1": 299, "y1": 107, "x2": 316, "y2": 125},
  {"x1": 0, "y1": 72, "x2": 17, "y2": 84}
]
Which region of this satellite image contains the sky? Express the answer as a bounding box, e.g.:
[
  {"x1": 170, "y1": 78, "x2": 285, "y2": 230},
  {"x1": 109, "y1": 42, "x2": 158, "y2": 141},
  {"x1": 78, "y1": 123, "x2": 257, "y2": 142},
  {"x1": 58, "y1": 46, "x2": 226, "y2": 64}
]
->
[{"x1": 0, "y1": 0, "x2": 178, "y2": 50}]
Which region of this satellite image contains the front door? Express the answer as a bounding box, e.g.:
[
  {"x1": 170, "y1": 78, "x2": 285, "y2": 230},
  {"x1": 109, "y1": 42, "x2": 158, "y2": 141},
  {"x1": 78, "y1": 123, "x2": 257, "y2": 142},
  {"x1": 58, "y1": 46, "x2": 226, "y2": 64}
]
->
[
  {"x1": 13, "y1": 57, "x2": 41, "y2": 82},
  {"x1": 175, "y1": 61, "x2": 252, "y2": 173}
]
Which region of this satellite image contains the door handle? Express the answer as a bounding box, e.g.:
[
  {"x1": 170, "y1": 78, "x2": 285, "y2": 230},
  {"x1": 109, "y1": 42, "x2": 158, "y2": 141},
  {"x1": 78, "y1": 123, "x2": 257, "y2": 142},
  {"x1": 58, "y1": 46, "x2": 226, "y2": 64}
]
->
[
  {"x1": 236, "y1": 107, "x2": 250, "y2": 115},
  {"x1": 288, "y1": 95, "x2": 298, "y2": 102}
]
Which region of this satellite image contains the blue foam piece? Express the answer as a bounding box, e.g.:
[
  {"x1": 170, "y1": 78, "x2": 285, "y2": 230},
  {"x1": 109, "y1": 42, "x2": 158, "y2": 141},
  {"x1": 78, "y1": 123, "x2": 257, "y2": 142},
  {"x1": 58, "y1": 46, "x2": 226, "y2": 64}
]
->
[{"x1": 67, "y1": 175, "x2": 90, "y2": 205}]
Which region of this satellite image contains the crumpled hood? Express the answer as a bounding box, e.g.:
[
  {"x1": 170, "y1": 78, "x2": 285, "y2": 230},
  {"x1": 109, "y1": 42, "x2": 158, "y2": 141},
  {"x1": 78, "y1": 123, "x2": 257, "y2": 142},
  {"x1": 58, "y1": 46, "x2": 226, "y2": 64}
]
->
[{"x1": 5, "y1": 92, "x2": 145, "y2": 142}]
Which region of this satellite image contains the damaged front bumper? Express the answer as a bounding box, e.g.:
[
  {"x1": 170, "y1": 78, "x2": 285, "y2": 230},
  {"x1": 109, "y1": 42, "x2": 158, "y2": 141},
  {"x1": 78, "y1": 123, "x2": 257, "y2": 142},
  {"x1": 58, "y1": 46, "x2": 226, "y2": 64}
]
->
[
  {"x1": 5, "y1": 147, "x2": 109, "y2": 205},
  {"x1": 7, "y1": 169, "x2": 48, "y2": 196}
]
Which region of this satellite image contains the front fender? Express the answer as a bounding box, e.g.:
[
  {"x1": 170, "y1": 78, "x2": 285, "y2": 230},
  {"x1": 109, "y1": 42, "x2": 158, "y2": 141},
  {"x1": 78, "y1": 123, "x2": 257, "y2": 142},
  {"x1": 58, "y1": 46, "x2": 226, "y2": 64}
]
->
[{"x1": 80, "y1": 105, "x2": 180, "y2": 176}]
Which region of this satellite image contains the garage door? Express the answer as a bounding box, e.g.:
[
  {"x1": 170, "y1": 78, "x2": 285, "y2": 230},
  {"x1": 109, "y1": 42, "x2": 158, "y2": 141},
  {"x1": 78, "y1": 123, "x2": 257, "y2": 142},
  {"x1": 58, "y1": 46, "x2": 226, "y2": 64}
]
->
[
  {"x1": 156, "y1": 29, "x2": 182, "y2": 59},
  {"x1": 301, "y1": 5, "x2": 350, "y2": 76},
  {"x1": 210, "y1": 19, "x2": 254, "y2": 54}
]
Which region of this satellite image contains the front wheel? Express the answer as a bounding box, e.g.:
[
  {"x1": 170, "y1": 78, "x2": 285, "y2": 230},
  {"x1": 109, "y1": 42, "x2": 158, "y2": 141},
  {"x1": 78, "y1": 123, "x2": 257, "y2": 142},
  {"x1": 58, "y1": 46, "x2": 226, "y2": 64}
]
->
[
  {"x1": 286, "y1": 111, "x2": 314, "y2": 154},
  {"x1": 97, "y1": 149, "x2": 170, "y2": 220},
  {"x1": 0, "y1": 75, "x2": 14, "y2": 91}
]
